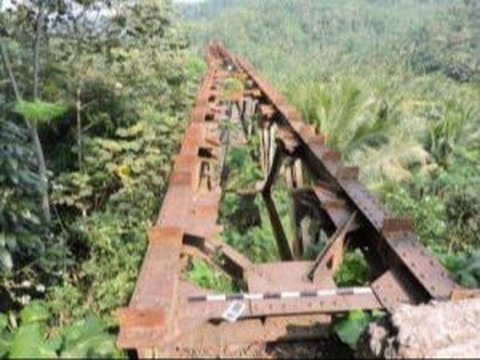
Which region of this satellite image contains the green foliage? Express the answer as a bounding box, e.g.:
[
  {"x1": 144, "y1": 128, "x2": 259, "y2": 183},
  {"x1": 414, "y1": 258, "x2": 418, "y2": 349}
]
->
[
  {"x1": 182, "y1": 0, "x2": 460, "y2": 84},
  {"x1": 57, "y1": 317, "x2": 122, "y2": 358},
  {"x1": 0, "y1": 302, "x2": 122, "y2": 359},
  {"x1": 0, "y1": 120, "x2": 43, "y2": 271},
  {"x1": 185, "y1": 56, "x2": 207, "y2": 79},
  {"x1": 334, "y1": 250, "x2": 370, "y2": 287},
  {"x1": 221, "y1": 193, "x2": 260, "y2": 233},
  {"x1": 185, "y1": 259, "x2": 236, "y2": 293},
  {"x1": 48, "y1": 117, "x2": 185, "y2": 320},
  {"x1": 384, "y1": 185, "x2": 447, "y2": 249},
  {"x1": 8, "y1": 323, "x2": 57, "y2": 359},
  {"x1": 289, "y1": 80, "x2": 392, "y2": 155},
  {"x1": 20, "y1": 301, "x2": 49, "y2": 324},
  {"x1": 220, "y1": 193, "x2": 279, "y2": 263},
  {"x1": 334, "y1": 310, "x2": 384, "y2": 350},
  {"x1": 14, "y1": 101, "x2": 68, "y2": 123},
  {"x1": 425, "y1": 99, "x2": 478, "y2": 169},
  {"x1": 224, "y1": 147, "x2": 263, "y2": 190},
  {"x1": 439, "y1": 251, "x2": 480, "y2": 289},
  {"x1": 47, "y1": 211, "x2": 147, "y2": 322},
  {"x1": 410, "y1": 1, "x2": 480, "y2": 82},
  {"x1": 0, "y1": 118, "x2": 64, "y2": 305},
  {"x1": 220, "y1": 144, "x2": 280, "y2": 263},
  {"x1": 420, "y1": 157, "x2": 480, "y2": 251},
  {"x1": 0, "y1": 246, "x2": 12, "y2": 272},
  {"x1": 52, "y1": 118, "x2": 180, "y2": 217},
  {"x1": 223, "y1": 221, "x2": 279, "y2": 263}
]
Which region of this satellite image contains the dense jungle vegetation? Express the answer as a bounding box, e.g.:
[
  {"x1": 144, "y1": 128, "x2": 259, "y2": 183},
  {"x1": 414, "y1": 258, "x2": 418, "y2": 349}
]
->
[{"x1": 0, "y1": 0, "x2": 478, "y2": 357}]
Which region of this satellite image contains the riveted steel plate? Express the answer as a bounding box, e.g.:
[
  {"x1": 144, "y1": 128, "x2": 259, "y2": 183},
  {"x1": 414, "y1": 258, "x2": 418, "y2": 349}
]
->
[
  {"x1": 246, "y1": 262, "x2": 335, "y2": 293},
  {"x1": 385, "y1": 231, "x2": 455, "y2": 299},
  {"x1": 174, "y1": 314, "x2": 330, "y2": 350},
  {"x1": 371, "y1": 269, "x2": 417, "y2": 312},
  {"x1": 340, "y1": 180, "x2": 386, "y2": 231}
]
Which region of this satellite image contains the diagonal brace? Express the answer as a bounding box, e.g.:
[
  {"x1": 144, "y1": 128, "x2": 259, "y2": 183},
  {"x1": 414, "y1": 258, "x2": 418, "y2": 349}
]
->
[
  {"x1": 308, "y1": 211, "x2": 357, "y2": 281},
  {"x1": 261, "y1": 141, "x2": 294, "y2": 261}
]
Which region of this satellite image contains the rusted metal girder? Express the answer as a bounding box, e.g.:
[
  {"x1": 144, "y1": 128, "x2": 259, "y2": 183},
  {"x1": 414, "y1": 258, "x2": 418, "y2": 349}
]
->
[{"x1": 117, "y1": 43, "x2": 473, "y2": 357}]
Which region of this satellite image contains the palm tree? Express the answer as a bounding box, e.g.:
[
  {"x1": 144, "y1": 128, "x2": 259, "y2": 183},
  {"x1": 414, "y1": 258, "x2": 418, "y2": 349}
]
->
[
  {"x1": 352, "y1": 135, "x2": 431, "y2": 192},
  {"x1": 288, "y1": 78, "x2": 434, "y2": 189},
  {"x1": 425, "y1": 99, "x2": 479, "y2": 170},
  {"x1": 288, "y1": 79, "x2": 393, "y2": 156}
]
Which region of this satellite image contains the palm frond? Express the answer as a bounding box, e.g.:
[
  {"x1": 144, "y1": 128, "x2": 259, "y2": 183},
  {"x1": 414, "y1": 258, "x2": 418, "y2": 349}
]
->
[{"x1": 354, "y1": 136, "x2": 430, "y2": 187}]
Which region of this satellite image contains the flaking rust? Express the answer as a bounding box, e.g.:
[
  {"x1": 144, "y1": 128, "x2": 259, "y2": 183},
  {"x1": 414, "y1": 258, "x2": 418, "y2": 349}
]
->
[{"x1": 117, "y1": 43, "x2": 474, "y2": 357}]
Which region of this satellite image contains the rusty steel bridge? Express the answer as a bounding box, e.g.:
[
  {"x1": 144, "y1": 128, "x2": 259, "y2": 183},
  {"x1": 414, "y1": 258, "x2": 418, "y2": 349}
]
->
[{"x1": 116, "y1": 44, "x2": 477, "y2": 357}]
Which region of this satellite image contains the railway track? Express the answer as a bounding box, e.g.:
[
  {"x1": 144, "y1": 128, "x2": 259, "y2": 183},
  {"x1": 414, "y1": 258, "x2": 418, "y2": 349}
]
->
[{"x1": 117, "y1": 43, "x2": 477, "y2": 358}]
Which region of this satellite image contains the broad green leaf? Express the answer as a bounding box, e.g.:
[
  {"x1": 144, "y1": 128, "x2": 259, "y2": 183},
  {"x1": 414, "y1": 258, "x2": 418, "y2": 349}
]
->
[
  {"x1": 116, "y1": 123, "x2": 145, "y2": 138},
  {"x1": 0, "y1": 314, "x2": 7, "y2": 331},
  {"x1": 14, "y1": 100, "x2": 68, "y2": 123},
  {"x1": 20, "y1": 301, "x2": 49, "y2": 325},
  {"x1": 99, "y1": 140, "x2": 122, "y2": 153},
  {"x1": 334, "y1": 310, "x2": 371, "y2": 350},
  {"x1": 9, "y1": 324, "x2": 57, "y2": 359},
  {"x1": 60, "y1": 317, "x2": 121, "y2": 359},
  {"x1": 0, "y1": 247, "x2": 13, "y2": 270},
  {"x1": 0, "y1": 331, "x2": 13, "y2": 358},
  {"x1": 45, "y1": 334, "x2": 63, "y2": 353},
  {"x1": 60, "y1": 334, "x2": 119, "y2": 359},
  {"x1": 126, "y1": 122, "x2": 145, "y2": 135},
  {"x1": 60, "y1": 317, "x2": 104, "y2": 346},
  {"x1": 163, "y1": 116, "x2": 178, "y2": 127},
  {"x1": 457, "y1": 273, "x2": 478, "y2": 288}
]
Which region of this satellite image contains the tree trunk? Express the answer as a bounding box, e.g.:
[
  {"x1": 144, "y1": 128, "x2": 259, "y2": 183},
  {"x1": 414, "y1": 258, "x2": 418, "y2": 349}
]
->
[
  {"x1": 76, "y1": 87, "x2": 83, "y2": 172},
  {"x1": 1, "y1": 3, "x2": 51, "y2": 222},
  {"x1": 0, "y1": 42, "x2": 22, "y2": 102},
  {"x1": 31, "y1": 1, "x2": 51, "y2": 222},
  {"x1": 31, "y1": 124, "x2": 50, "y2": 221},
  {"x1": 1, "y1": 45, "x2": 51, "y2": 223},
  {"x1": 32, "y1": 1, "x2": 45, "y2": 100}
]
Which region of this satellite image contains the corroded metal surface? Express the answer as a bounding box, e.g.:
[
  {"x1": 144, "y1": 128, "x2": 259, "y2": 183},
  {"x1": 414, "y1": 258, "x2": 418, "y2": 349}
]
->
[
  {"x1": 117, "y1": 43, "x2": 468, "y2": 356},
  {"x1": 371, "y1": 269, "x2": 422, "y2": 312},
  {"x1": 165, "y1": 314, "x2": 331, "y2": 351}
]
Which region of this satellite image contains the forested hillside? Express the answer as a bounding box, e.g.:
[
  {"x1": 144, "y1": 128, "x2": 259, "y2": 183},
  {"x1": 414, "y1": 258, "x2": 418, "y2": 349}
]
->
[
  {"x1": 182, "y1": 0, "x2": 478, "y2": 81},
  {"x1": 0, "y1": 0, "x2": 478, "y2": 357}
]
